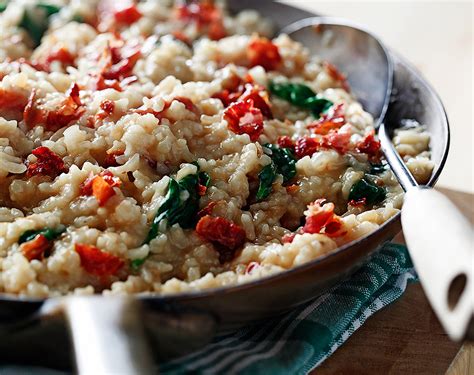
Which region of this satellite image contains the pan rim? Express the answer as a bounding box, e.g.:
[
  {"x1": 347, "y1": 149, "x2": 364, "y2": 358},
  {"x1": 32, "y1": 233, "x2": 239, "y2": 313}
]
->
[{"x1": 0, "y1": 21, "x2": 450, "y2": 307}]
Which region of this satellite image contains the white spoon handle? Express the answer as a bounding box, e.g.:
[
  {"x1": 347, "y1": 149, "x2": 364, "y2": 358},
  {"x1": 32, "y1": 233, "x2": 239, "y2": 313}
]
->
[{"x1": 402, "y1": 187, "x2": 474, "y2": 340}]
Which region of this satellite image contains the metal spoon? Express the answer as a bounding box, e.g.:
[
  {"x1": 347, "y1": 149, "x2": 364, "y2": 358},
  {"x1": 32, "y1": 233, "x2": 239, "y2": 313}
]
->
[{"x1": 283, "y1": 17, "x2": 473, "y2": 341}]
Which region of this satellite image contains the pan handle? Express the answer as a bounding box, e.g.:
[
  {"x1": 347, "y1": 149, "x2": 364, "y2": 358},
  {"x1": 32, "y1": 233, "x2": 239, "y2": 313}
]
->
[{"x1": 63, "y1": 296, "x2": 155, "y2": 374}]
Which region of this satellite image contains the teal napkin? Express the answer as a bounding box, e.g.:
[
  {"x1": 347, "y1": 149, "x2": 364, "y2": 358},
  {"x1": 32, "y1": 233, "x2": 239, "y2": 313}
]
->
[{"x1": 160, "y1": 243, "x2": 417, "y2": 374}]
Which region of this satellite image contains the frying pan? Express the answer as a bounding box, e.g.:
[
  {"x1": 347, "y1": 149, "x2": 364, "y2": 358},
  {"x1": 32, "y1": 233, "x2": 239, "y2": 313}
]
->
[{"x1": 0, "y1": 1, "x2": 450, "y2": 372}]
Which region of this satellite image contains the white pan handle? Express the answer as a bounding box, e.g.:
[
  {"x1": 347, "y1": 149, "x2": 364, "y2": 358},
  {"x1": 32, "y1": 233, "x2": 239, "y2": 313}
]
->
[
  {"x1": 402, "y1": 187, "x2": 474, "y2": 340},
  {"x1": 64, "y1": 296, "x2": 154, "y2": 375}
]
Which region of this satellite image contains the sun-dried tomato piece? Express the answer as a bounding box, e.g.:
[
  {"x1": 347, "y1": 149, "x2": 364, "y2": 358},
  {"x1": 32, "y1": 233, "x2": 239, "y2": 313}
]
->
[
  {"x1": 285, "y1": 184, "x2": 299, "y2": 194},
  {"x1": 81, "y1": 171, "x2": 121, "y2": 206},
  {"x1": 196, "y1": 215, "x2": 246, "y2": 262},
  {"x1": 95, "y1": 99, "x2": 116, "y2": 121},
  {"x1": 91, "y1": 176, "x2": 116, "y2": 206},
  {"x1": 207, "y1": 18, "x2": 227, "y2": 40},
  {"x1": 356, "y1": 130, "x2": 381, "y2": 159},
  {"x1": 100, "y1": 99, "x2": 115, "y2": 115},
  {"x1": 295, "y1": 136, "x2": 321, "y2": 158},
  {"x1": 174, "y1": 96, "x2": 197, "y2": 113},
  {"x1": 44, "y1": 83, "x2": 85, "y2": 131},
  {"x1": 0, "y1": 88, "x2": 28, "y2": 112},
  {"x1": 175, "y1": 0, "x2": 226, "y2": 40},
  {"x1": 102, "y1": 48, "x2": 141, "y2": 81},
  {"x1": 239, "y1": 85, "x2": 273, "y2": 119},
  {"x1": 348, "y1": 197, "x2": 367, "y2": 207},
  {"x1": 75, "y1": 243, "x2": 124, "y2": 276},
  {"x1": 27, "y1": 146, "x2": 68, "y2": 178},
  {"x1": 171, "y1": 31, "x2": 192, "y2": 46},
  {"x1": 302, "y1": 199, "x2": 346, "y2": 238},
  {"x1": 91, "y1": 74, "x2": 123, "y2": 91},
  {"x1": 20, "y1": 234, "x2": 51, "y2": 261},
  {"x1": 321, "y1": 130, "x2": 351, "y2": 154},
  {"x1": 323, "y1": 61, "x2": 350, "y2": 92},
  {"x1": 113, "y1": 1, "x2": 142, "y2": 24},
  {"x1": 197, "y1": 201, "x2": 218, "y2": 218},
  {"x1": 281, "y1": 232, "x2": 296, "y2": 244},
  {"x1": 24, "y1": 84, "x2": 85, "y2": 131},
  {"x1": 277, "y1": 136, "x2": 295, "y2": 150},
  {"x1": 223, "y1": 99, "x2": 264, "y2": 141},
  {"x1": 31, "y1": 47, "x2": 75, "y2": 72},
  {"x1": 23, "y1": 89, "x2": 44, "y2": 126},
  {"x1": 103, "y1": 150, "x2": 124, "y2": 167},
  {"x1": 308, "y1": 103, "x2": 345, "y2": 135},
  {"x1": 247, "y1": 37, "x2": 282, "y2": 71}
]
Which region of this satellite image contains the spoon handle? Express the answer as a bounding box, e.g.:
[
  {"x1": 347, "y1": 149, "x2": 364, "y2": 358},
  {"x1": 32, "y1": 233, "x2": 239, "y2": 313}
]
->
[{"x1": 402, "y1": 187, "x2": 474, "y2": 340}]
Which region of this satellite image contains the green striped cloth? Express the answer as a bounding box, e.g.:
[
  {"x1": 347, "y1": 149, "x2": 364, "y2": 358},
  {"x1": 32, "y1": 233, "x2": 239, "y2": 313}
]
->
[{"x1": 160, "y1": 242, "x2": 417, "y2": 375}]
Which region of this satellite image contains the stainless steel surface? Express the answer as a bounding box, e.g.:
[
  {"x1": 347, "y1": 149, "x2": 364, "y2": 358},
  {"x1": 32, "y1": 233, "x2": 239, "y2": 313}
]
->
[
  {"x1": 64, "y1": 297, "x2": 154, "y2": 375},
  {"x1": 379, "y1": 123, "x2": 418, "y2": 191},
  {"x1": 282, "y1": 17, "x2": 392, "y2": 127}
]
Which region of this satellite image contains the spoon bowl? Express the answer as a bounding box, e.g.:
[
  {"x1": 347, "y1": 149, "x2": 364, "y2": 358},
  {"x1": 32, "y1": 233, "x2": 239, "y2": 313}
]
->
[{"x1": 282, "y1": 17, "x2": 392, "y2": 126}]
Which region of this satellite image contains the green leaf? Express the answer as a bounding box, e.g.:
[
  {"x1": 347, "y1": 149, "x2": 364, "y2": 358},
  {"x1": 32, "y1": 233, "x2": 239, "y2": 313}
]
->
[
  {"x1": 0, "y1": 3, "x2": 7, "y2": 13},
  {"x1": 71, "y1": 14, "x2": 84, "y2": 23},
  {"x1": 199, "y1": 171, "x2": 211, "y2": 189},
  {"x1": 256, "y1": 162, "x2": 277, "y2": 201},
  {"x1": 263, "y1": 144, "x2": 296, "y2": 183},
  {"x1": 303, "y1": 96, "x2": 334, "y2": 117},
  {"x1": 19, "y1": 226, "x2": 66, "y2": 244},
  {"x1": 369, "y1": 162, "x2": 388, "y2": 175},
  {"x1": 348, "y1": 177, "x2": 386, "y2": 205},
  {"x1": 19, "y1": 3, "x2": 61, "y2": 47},
  {"x1": 144, "y1": 172, "x2": 203, "y2": 245},
  {"x1": 36, "y1": 3, "x2": 61, "y2": 17},
  {"x1": 269, "y1": 81, "x2": 333, "y2": 117},
  {"x1": 130, "y1": 257, "x2": 146, "y2": 271}
]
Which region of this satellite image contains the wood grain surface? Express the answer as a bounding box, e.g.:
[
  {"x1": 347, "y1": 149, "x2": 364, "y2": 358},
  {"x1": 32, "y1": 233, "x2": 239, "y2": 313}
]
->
[{"x1": 312, "y1": 188, "x2": 473, "y2": 374}]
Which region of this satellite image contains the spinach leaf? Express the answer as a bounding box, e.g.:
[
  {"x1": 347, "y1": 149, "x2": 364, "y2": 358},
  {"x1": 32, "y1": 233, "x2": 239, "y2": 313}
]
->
[
  {"x1": 198, "y1": 171, "x2": 211, "y2": 189},
  {"x1": 269, "y1": 81, "x2": 333, "y2": 117},
  {"x1": 144, "y1": 171, "x2": 205, "y2": 245},
  {"x1": 130, "y1": 257, "x2": 146, "y2": 270},
  {"x1": 369, "y1": 162, "x2": 388, "y2": 175},
  {"x1": 36, "y1": 3, "x2": 61, "y2": 17},
  {"x1": 136, "y1": 165, "x2": 212, "y2": 269},
  {"x1": 256, "y1": 144, "x2": 297, "y2": 201},
  {"x1": 256, "y1": 162, "x2": 277, "y2": 201},
  {"x1": 19, "y1": 226, "x2": 66, "y2": 244},
  {"x1": 263, "y1": 144, "x2": 296, "y2": 183},
  {"x1": 348, "y1": 177, "x2": 386, "y2": 205},
  {"x1": 19, "y1": 3, "x2": 61, "y2": 47}
]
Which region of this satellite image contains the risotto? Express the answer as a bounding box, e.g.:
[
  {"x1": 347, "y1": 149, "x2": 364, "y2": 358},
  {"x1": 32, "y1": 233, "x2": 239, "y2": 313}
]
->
[{"x1": 0, "y1": 0, "x2": 434, "y2": 297}]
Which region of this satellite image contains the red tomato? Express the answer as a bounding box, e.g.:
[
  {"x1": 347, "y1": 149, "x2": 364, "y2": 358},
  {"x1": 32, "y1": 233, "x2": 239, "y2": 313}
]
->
[
  {"x1": 223, "y1": 99, "x2": 264, "y2": 141},
  {"x1": 27, "y1": 146, "x2": 68, "y2": 178},
  {"x1": 75, "y1": 243, "x2": 124, "y2": 276},
  {"x1": 113, "y1": 2, "x2": 142, "y2": 25},
  {"x1": 196, "y1": 215, "x2": 246, "y2": 262},
  {"x1": 20, "y1": 234, "x2": 51, "y2": 261},
  {"x1": 302, "y1": 199, "x2": 346, "y2": 238},
  {"x1": 356, "y1": 130, "x2": 381, "y2": 159},
  {"x1": 295, "y1": 136, "x2": 321, "y2": 158},
  {"x1": 247, "y1": 37, "x2": 282, "y2": 71},
  {"x1": 308, "y1": 103, "x2": 345, "y2": 135}
]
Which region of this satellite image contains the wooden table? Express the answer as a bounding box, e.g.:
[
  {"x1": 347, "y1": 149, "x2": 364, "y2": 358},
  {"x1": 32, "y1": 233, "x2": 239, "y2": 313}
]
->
[{"x1": 313, "y1": 188, "x2": 473, "y2": 374}]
